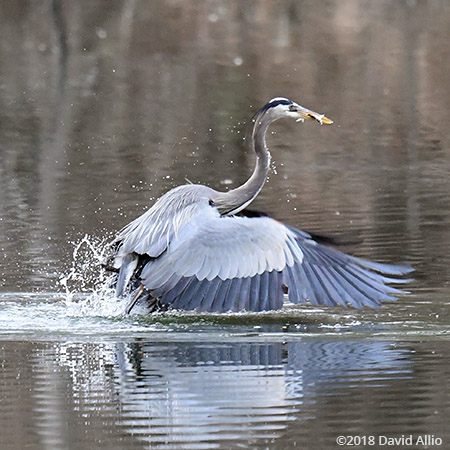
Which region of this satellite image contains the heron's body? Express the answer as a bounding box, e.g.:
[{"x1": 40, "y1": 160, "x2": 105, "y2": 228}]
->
[{"x1": 110, "y1": 98, "x2": 412, "y2": 314}]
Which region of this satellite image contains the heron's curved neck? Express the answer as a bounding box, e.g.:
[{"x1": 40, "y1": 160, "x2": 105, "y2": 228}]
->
[{"x1": 213, "y1": 115, "x2": 272, "y2": 215}]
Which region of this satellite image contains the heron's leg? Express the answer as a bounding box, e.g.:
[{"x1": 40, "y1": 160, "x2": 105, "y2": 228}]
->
[{"x1": 124, "y1": 284, "x2": 145, "y2": 314}]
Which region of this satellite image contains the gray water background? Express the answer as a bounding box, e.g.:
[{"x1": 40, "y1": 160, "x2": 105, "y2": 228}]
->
[{"x1": 1, "y1": 1, "x2": 450, "y2": 449}]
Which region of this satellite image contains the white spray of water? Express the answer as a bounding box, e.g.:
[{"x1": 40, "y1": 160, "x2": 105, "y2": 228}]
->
[{"x1": 60, "y1": 234, "x2": 126, "y2": 317}]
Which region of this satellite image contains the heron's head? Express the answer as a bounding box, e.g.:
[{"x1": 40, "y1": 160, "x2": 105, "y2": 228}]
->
[{"x1": 256, "y1": 97, "x2": 333, "y2": 125}]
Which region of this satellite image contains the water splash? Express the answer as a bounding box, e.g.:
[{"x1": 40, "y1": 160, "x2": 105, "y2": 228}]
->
[
  {"x1": 60, "y1": 234, "x2": 108, "y2": 293},
  {"x1": 271, "y1": 160, "x2": 278, "y2": 175},
  {"x1": 60, "y1": 234, "x2": 125, "y2": 317}
]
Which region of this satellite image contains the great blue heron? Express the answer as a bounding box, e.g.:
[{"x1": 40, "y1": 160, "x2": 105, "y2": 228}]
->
[{"x1": 109, "y1": 97, "x2": 413, "y2": 314}]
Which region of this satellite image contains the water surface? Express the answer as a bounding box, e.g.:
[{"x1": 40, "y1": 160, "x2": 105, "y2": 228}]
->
[{"x1": 1, "y1": 1, "x2": 450, "y2": 449}]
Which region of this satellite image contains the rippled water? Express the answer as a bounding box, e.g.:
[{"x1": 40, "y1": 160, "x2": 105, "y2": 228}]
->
[
  {"x1": 1, "y1": 305, "x2": 450, "y2": 449},
  {"x1": 2, "y1": 1, "x2": 450, "y2": 449}
]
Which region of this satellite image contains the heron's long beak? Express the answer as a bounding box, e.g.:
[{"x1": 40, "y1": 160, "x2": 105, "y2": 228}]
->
[{"x1": 295, "y1": 106, "x2": 333, "y2": 125}]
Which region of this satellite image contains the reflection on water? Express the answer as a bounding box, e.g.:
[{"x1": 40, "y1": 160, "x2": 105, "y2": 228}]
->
[
  {"x1": 2, "y1": 0, "x2": 450, "y2": 448},
  {"x1": 5, "y1": 337, "x2": 443, "y2": 450},
  {"x1": 2, "y1": 336, "x2": 450, "y2": 449}
]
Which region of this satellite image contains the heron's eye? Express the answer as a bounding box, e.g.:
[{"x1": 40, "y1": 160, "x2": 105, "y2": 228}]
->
[{"x1": 289, "y1": 104, "x2": 298, "y2": 112}]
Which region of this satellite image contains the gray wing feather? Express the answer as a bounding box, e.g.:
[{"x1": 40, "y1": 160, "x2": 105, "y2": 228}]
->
[
  {"x1": 237, "y1": 277, "x2": 251, "y2": 311},
  {"x1": 249, "y1": 275, "x2": 261, "y2": 311},
  {"x1": 289, "y1": 264, "x2": 309, "y2": 303},
  {"x1": 210, "y1": 279, "x2": 232, "y2": 312},
  {"x1": 329, "y1": 268, "x2": 372, "y2": 308},
  {"x1": 186, "y1": 279, "x2": 212, "y2": 311},
  {"x1": 297, "y1": 263, "x2": 321, "y2": 306},
  {"x1": 171, "y1": 278, "x2": 205, "y2": 310},
  {"x1": 257, "y1": 271, "x2": 270, "y2": 312},
  {"x1": 309, "y1": 264, "x2": 341, "y2": 307},
  {"x1": 267, "y1": 272, "x2": 277, "y2": 309},
  {"x1": 283, "y1": 266, "x2": 300, "y2": 303},
  {"x1": 160, "y1": 277, "x2": 192, "y2": 304},
  {"x1": 269, "y1": 271, "x2": 284, "y2": 310},
  {"x1": 315, "y1": 266, "x2": 349, "y2": 307},
  {"x1": 197, "y1": 278, "x2": 222, "y2": 312},
  {"x1": 276, "y1": 271, "x2": 285, "y2": 309},
  {"x1": 224, "y1": 278, "x2": 241, "y2": 312}
]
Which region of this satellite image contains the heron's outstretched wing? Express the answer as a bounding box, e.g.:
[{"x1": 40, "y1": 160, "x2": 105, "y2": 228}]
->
[{"x1": 132, "y1": 203, "x2": 412, "y2": 312}]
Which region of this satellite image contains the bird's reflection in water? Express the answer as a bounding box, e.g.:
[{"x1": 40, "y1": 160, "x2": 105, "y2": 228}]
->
[{"x1": 112, "y1": 339, "x2": 412, "y2": 446}]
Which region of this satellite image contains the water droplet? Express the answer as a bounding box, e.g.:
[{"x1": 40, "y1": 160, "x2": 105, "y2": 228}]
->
[
  {"x1": 208, "y1": 13, "x2": 218, "y2": 22},
  {"x1": 96, "y1": 27, "x2": 107, "y2": 39}
]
